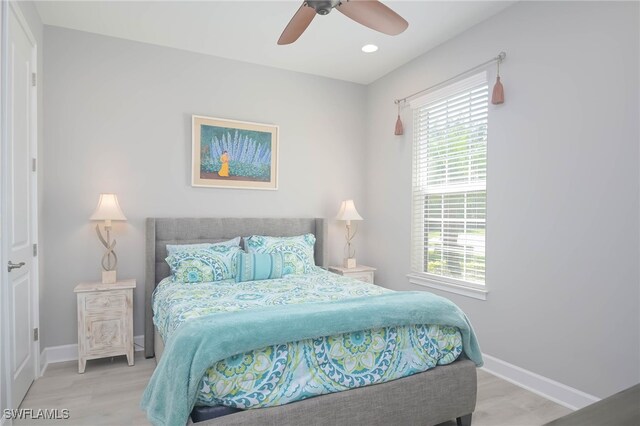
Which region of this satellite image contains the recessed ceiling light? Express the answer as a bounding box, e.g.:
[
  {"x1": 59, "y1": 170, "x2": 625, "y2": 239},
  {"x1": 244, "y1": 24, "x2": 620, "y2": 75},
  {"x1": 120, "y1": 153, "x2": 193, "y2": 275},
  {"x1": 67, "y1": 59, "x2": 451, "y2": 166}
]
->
[{"x1": 361, "y1": 44, "x2": 378, "y2": 53}]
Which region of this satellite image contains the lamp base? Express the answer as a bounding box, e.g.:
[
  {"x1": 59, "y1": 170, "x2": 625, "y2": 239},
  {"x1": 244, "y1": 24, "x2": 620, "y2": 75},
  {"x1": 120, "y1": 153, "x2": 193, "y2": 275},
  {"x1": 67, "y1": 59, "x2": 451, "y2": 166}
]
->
[
  {"x1": 343, "y1": 258, "x2": 357, "y2": 269},
  {"x1": 102, "y1": 270, "x2": 117, "y2": 284}
]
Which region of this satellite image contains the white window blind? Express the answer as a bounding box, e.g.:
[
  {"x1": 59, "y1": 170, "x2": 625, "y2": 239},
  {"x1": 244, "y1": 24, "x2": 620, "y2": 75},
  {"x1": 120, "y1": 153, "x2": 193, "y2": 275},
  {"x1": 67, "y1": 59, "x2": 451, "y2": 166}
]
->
[{"x1": 410, "y1": 72, "x2": 488, "y2": 286}]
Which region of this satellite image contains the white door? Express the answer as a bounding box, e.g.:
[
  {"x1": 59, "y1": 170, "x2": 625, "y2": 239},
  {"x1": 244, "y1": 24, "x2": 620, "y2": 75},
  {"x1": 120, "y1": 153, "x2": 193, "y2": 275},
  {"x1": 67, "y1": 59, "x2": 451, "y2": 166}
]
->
[{"x1": 5, "y1": 3, "x2": 37, "y2": 408}]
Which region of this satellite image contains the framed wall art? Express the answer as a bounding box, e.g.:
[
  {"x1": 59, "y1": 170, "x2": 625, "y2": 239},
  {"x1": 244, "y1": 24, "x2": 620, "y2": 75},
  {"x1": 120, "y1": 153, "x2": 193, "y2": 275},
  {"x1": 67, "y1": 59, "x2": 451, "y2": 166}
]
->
[{"x1": 192, "y1": 115, "x2": 279, "y2": 190}]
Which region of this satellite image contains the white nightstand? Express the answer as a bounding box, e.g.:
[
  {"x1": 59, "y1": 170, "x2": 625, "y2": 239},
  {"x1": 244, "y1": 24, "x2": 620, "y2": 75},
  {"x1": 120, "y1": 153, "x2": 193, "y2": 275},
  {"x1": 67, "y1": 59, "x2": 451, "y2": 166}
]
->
[
  {"x1": 328, "y1": 265, "x2": 376, "y2": 284},
  {"x1": 74, "y1": 279, "x2": 136, "y2": 373}
]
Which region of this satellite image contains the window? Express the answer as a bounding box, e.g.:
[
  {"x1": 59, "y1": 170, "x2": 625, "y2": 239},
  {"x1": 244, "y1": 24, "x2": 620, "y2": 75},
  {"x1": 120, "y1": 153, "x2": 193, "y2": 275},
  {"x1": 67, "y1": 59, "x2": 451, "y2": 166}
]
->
[{"x1": 409, "y1": 72, "x2": 488, "y2": 300}]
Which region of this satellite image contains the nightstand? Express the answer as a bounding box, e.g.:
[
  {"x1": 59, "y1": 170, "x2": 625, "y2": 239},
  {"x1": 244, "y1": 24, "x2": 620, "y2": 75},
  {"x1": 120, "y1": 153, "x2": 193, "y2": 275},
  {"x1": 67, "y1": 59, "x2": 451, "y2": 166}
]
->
[
  {"x1": 74, "y1": 279, "x2": 136, "y2": 373},
  {"x1": 328, "y1": 265, "x2": 376, "y2": 284}
]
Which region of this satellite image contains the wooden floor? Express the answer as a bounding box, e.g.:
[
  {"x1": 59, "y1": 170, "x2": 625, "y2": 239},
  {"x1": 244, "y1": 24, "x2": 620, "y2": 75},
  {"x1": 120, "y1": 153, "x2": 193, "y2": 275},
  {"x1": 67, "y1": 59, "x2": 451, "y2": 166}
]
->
[{"x1": 18, "y1": 352, "x2": 571, "y2": 425}]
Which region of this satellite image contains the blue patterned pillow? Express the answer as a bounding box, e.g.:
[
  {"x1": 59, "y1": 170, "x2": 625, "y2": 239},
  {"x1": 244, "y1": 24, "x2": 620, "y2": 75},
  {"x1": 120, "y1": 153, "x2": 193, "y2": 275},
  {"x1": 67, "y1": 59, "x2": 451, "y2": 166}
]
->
[
  {"x1": 235, "y1": 252, "x2": 284, "y2": 282},
  {"x1": 166, "y1": 237, "x2": 240, "y2": 256},
  {"x1": 245, "y1": 234, "x2": 316, "y2": 275},
  {"x1": 166, "y1": 245, "x2": 241, "y2": 283}
]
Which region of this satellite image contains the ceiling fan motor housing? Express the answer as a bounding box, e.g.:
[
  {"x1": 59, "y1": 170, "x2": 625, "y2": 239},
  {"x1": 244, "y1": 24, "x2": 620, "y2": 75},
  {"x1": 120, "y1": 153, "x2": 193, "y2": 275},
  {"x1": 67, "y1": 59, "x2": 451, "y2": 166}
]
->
[{"x1": 306, "y1": 0, "x2": 341, "y2": 16}]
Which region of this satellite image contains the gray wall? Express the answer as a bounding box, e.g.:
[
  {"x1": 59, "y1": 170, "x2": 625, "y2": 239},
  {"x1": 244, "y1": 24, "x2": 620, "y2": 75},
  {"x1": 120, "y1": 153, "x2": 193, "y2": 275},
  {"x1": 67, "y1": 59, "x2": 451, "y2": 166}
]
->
[
  {"x1": 362, "y1": 1, "x2": 639, "y2": 399},
  {"x1": 42, "y1": 26, "x2": 367, "y2": 348}
]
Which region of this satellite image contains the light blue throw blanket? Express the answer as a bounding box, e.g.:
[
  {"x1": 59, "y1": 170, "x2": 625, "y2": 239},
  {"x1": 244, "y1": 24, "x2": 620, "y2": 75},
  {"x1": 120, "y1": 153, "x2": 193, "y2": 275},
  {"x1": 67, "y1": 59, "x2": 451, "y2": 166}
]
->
[{"x1": 141, "y1": 291, "x2": 483, "y2": 426}]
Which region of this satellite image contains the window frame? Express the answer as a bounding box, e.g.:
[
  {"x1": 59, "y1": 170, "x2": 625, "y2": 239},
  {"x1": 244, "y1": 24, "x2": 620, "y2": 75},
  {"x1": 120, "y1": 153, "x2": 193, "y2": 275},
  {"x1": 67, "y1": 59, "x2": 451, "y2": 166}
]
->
[{"x1": 407, "y1": 71, "x2": 489, "y2": 301}]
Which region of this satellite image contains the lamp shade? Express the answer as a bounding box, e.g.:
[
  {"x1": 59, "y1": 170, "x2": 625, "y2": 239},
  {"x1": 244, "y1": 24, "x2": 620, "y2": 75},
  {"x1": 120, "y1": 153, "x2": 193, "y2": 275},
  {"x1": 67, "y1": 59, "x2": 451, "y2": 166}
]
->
[
  {"x1": 90, "y1": 193, "x2": 127, "y2": 221},
  {"x1": 336, "y1": 199, "x2": 363, "y2": 221}
]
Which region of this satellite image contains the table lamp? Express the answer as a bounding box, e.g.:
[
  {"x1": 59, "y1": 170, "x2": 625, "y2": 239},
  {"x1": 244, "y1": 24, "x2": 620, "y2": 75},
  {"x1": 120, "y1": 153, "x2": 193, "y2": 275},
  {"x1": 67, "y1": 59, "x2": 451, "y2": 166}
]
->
[
  {"x1": 336, "y1": 199, "x2": 363, "y2": 269},
  {"x1": 90, "y1": 193, "x2": 127, "y2": 283}
]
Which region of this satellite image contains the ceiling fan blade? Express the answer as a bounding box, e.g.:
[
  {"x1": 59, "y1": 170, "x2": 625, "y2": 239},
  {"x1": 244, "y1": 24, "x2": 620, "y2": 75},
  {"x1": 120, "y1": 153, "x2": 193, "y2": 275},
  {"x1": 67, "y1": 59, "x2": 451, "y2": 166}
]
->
[
  {"x1": 336, "y1": 0, "x2": 408, "y2": 36},
  {"x1": 278, "y1": 3, "x2": 316, "y2": 45}
]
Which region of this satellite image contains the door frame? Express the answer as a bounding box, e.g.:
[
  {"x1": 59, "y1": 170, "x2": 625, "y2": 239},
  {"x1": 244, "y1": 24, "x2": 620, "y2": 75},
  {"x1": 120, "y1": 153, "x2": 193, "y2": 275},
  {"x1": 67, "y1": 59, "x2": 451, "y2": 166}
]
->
[{"x1": 0, "y1": 0, "x2": 40, "y2": 415}]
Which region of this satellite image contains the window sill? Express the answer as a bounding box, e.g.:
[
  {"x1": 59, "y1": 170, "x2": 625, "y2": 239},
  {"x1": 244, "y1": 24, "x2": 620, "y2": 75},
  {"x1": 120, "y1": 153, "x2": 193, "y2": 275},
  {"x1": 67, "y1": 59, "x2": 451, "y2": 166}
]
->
[{"x1": 407, "y1": 273, "x2": 488, "y2": 301}]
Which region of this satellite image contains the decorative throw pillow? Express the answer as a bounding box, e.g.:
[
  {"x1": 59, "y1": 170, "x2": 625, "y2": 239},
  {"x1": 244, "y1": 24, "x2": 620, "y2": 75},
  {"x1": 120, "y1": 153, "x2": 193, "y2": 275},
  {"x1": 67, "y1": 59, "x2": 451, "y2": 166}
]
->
[
  {"x1": 166, "y1": 237, "x2": 241, "y2": 257},
  {"x1": 235, "y1": 252, "x2": 285, "y2": 283},
  {"x1": 166, "y1": 245, "x2": 241, "y2": 283},
  {"x1": 245, "y1": 234, "x2": 316, "y2": 275}
]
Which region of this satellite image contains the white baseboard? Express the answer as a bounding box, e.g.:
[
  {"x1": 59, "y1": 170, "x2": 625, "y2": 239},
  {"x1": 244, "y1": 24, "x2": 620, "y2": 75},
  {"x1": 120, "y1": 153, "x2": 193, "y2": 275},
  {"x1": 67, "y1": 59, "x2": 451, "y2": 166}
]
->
[
  {"x1": 133, "y1": 335, "x2": 145, "y2": 352},
  {"x1": 40, "y1": 335, "x2": 144, "y2": 376},
  {"x1": 481, "y1": 353, "x2": 600, "y2": 411}
]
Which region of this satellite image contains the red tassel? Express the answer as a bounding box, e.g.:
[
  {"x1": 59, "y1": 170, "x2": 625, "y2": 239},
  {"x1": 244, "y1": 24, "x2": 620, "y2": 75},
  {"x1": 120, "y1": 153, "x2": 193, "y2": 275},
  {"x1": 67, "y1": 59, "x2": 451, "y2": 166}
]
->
[
  {"x1": 492, "y1": 76, "x2": 504, "y2": 105},
  {"x1": 394, "y1": 114, "x2": 404, "y2": 135}
]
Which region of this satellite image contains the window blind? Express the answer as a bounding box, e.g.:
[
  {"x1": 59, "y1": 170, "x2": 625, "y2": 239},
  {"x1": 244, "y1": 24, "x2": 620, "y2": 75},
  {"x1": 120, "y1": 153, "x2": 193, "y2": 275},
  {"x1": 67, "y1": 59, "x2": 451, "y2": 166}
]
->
[{"x1": 410, "y1": 72, "x2": 488, "y2": 285}]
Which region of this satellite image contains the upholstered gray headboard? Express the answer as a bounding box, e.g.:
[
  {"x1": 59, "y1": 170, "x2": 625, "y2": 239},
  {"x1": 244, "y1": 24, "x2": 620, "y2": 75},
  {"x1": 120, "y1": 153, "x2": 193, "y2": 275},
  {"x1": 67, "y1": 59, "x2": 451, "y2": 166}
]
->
[{"x1": 144, "y1": 217, "x2": 328, "y2": 358}]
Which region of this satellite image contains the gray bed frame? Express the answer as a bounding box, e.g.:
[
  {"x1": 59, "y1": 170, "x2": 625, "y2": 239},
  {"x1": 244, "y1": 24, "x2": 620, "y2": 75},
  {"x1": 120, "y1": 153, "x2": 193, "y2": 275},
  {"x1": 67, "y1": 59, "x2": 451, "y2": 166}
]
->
[{"x1": 145, "y1": 217, "x2": 477, "y2": 426}]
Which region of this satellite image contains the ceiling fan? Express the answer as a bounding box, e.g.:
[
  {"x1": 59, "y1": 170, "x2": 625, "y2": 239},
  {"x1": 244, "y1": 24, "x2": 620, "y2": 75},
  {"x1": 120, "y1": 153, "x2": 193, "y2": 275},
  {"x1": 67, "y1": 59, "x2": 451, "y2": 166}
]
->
[{"x1": 278, "y1": 0, "x2": 409, "y2": 45}]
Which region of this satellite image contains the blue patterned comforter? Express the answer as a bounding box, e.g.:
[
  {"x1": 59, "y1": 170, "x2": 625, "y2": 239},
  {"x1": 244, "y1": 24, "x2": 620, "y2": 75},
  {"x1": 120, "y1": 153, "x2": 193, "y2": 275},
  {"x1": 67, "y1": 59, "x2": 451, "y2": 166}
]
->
[{"x1": 152, "y1": 268, "x2": 463, "y2": 409}]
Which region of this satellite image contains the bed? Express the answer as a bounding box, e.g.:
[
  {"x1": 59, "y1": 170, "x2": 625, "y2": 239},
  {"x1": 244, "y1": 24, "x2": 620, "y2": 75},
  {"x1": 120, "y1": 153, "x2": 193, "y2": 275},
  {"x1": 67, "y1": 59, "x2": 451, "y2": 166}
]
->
[{"x1": 142, "y1": 217, "x2": 480, "y2": 426}]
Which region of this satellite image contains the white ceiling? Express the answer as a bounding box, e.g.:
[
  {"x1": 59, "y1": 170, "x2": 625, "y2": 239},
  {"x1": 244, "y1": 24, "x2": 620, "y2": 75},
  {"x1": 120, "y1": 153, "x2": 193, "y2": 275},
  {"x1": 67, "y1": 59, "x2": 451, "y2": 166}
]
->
[{"x1": 35, "y1": 1, "x2": 515, "y2": 84}]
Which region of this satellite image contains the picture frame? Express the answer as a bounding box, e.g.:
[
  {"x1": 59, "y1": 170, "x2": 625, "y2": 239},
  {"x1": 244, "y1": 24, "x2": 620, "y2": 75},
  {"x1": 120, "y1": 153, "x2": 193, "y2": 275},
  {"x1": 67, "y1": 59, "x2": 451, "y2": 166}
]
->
[{"x1": 192, "y1": 115, "x2": 279, "y2": 190}]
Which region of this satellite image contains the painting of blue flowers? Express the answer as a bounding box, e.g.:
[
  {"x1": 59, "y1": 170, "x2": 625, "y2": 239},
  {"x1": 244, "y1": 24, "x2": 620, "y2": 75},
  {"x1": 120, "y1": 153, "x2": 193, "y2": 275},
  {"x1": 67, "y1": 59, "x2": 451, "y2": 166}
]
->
[{"x1": 192, "y1": 115, "x2": 278, "y2": 190}]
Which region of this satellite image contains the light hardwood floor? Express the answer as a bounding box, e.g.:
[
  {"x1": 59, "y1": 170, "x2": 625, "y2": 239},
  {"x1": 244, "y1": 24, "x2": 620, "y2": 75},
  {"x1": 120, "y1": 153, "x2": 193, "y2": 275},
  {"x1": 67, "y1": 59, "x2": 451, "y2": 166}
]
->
[{"x1": 18, "y1": 353, "x2": 571, "y2": 425}]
